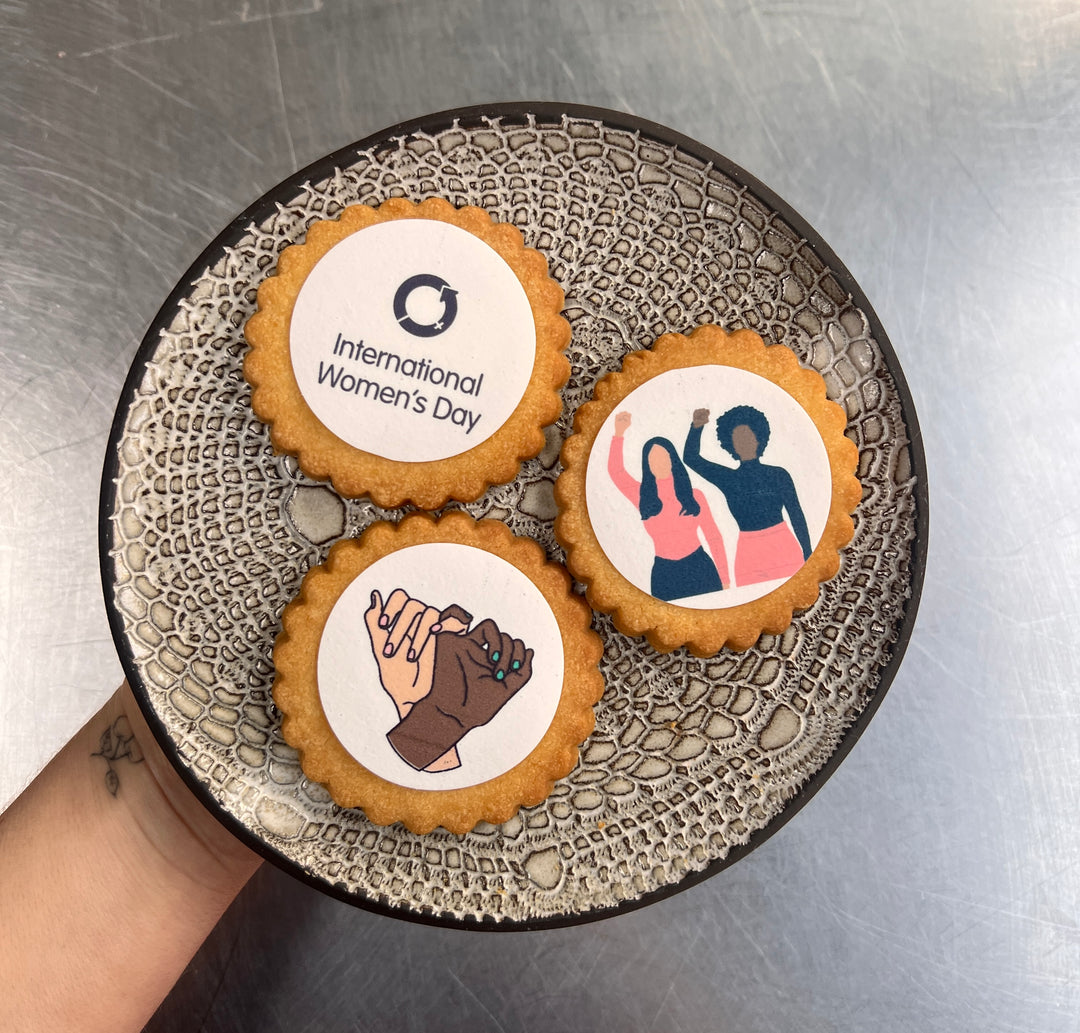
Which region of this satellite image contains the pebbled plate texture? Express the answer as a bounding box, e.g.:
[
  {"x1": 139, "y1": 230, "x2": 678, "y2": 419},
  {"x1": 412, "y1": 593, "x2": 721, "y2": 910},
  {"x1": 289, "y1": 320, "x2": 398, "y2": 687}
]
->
[{"x1": 100, "y1": 103, "x2": 926, "y2": 930}]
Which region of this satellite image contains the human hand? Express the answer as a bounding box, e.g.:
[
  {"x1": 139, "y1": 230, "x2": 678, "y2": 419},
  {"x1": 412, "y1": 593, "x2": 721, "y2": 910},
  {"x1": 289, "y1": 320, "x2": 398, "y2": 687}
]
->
[
  {"x1": 692, "y1": 408, "x2": 710, "y2": 428},
  {"x1": 386, "y1": 616, "x2": 534, "y2": 771},
  {"x1": 614, "y1": 410, "x2": 632, "y2": 437},
  {"x1": 365, "y1": 592, "x2": 470, "y2": 772},
  {"x1": 365, "y1": 589, "x2": 444, "y2": 718},
  {"x1": 0, "y1": 680, "x2": 262, "y2": 1033}
]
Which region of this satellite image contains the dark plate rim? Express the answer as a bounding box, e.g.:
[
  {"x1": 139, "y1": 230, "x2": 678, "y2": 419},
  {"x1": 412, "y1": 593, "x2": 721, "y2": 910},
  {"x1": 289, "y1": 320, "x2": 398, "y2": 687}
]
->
[{"x1": 98, "y1": 100, "x2": 929, "y2": 932}]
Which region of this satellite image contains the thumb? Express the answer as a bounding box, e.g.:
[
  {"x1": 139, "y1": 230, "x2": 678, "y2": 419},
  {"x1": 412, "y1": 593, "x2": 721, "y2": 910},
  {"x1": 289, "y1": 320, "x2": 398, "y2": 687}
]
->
[
  {"x1": 436, "y1": 602, "x2": 472, "y2": 636},
  {"x1": 364, "y1": 590, "x2": 386, "y2": 648}
]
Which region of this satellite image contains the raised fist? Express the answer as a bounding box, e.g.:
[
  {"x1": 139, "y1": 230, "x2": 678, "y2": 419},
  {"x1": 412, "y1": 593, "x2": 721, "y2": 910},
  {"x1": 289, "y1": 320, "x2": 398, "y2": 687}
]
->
[
  {"x1": 692, "y1": 408, "x2": 710, "y2": 428},
  {"x1": 613, "y1": 411, "x2": 632, "y2": 437}
]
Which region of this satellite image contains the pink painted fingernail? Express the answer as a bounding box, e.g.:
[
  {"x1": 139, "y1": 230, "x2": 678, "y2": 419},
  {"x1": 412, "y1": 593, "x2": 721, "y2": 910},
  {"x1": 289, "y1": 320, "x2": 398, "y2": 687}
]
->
[
  {"x1": 379, "y1": 615, "x2": 389, "y2": 628},
  {"x1": 383, "y1": 644, "x2": 393, "y2": 656},
  {"x1": 431, "y1": 623, "x2": 442, "y2": 633},
  {"x1": 407, "y1": 649, "x2": 416, "y2": 662}
]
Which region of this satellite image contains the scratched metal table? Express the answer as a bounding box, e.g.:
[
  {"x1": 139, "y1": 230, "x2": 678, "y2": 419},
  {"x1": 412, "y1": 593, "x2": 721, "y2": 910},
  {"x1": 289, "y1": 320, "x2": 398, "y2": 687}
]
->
[{"x1": 3, "y1": 1, "x2": 1078, "y2": 1030}]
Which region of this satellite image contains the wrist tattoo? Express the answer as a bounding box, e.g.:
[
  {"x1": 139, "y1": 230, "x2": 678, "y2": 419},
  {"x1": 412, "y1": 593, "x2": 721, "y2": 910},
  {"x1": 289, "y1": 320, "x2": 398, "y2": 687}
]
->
[{"x1": 92, "y1": 715, "x2": 144, "y2": 796}]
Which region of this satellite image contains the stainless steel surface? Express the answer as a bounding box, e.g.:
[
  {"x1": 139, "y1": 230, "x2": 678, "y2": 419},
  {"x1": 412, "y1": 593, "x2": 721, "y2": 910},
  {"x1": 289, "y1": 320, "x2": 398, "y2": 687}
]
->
[{"x1": 2, "y1": 0, "x2": 1076, "y2": 1028}]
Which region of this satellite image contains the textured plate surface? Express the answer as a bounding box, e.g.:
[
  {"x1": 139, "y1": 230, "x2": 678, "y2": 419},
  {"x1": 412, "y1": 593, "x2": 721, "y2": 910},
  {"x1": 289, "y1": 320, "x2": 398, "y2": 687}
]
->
[{"x1": 100, "y1": 104, "x2": 925, "y2": 929}]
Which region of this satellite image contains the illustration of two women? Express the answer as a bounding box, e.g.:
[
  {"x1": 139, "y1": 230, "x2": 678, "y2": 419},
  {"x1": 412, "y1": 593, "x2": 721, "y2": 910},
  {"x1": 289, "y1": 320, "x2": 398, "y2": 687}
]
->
[{"x1": 608, "y1": 405, "x2": 812, "y2": 602}]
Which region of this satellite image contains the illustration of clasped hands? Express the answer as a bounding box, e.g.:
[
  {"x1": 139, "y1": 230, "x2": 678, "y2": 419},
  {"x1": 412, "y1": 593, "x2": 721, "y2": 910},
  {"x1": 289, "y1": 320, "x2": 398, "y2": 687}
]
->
[{"x1": 364, "y1": 589, "x2": 534, "y2": 772}]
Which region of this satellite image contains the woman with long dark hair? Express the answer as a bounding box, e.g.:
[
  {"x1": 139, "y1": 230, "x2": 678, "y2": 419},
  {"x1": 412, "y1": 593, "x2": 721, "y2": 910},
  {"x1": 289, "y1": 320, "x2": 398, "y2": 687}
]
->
[
  {"x1": 607, "y1": 411, "x2": 730, "y2": 601},
  {"x1": 683, "y1": 405, "x2": 812, "y2": 588}
]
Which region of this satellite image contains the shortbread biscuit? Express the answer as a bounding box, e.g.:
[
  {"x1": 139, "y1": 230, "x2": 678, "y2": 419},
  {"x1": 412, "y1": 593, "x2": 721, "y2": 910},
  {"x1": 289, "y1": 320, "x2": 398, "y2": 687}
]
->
[
  {"x1": 272, "y1": 512, "x2": 604, "y2": 835},
  {"x1": 555, "y1": 324, "x2": 860, "y2": 655},
  {"x1": 244, "y1": 198, "x2": 570, "y2": 509}
]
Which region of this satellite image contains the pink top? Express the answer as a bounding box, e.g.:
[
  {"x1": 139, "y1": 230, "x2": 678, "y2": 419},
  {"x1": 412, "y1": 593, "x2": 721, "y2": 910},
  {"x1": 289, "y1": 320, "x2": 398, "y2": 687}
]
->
[{"x1": 608, "y1": 437, "x2": 730, "y2": 587}]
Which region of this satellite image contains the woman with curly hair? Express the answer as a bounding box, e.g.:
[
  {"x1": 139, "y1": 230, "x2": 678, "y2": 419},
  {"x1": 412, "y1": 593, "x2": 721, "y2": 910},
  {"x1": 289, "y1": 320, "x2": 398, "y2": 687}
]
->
[
  {"x1": 608, "y1": 411, "x2": 730, "y2": 601},
  {"x1": 683, "y1": 405, "x2": 812, "y2": 588}
]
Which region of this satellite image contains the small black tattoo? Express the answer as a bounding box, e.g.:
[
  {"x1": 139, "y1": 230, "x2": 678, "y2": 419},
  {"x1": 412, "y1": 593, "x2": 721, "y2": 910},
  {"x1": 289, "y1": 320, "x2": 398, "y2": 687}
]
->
[{"x1": 92, "y1": 715, "x2": 144, "y2": 795}]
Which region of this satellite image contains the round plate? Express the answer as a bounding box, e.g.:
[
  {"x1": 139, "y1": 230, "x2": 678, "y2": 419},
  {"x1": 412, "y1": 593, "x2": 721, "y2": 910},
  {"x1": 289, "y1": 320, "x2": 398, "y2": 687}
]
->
[{"x1": 99, "y1": 103, "x2": 927, "y2": 930}]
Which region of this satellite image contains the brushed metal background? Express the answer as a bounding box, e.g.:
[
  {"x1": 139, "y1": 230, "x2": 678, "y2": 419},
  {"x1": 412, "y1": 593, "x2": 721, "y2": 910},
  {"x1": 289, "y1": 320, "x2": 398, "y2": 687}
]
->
[{"x1": 3, "y1": 1, "x2": 1077, "y2": 1030}]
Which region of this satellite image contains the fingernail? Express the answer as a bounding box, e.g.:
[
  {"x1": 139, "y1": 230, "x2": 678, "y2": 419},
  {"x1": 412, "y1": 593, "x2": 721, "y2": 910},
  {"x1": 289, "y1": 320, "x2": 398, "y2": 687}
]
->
[
  {"x1": 379, "y1": 615, "x2": 388, "y2": 628},
  {"x1": 495, "y1": 670, "x2": 505, "y2": 681},
  {"x1": 370, "y1": 591, "x2": 377, "y2": 607},
  {"x1": 407, "y1": 649, "x2": 416, "y2": 662},
  {"x1": 431, "y1": 623, "x2": 442, "y2": 633},
  {"x1": 383, "y1": 644, "x2": 393, "y2": 656},
  {"x1": 491, "y1": 651, "x2": 500, "y2": 663},
  {"x1": 512, "y1": 660, "x2": 521, "y2": 670}
]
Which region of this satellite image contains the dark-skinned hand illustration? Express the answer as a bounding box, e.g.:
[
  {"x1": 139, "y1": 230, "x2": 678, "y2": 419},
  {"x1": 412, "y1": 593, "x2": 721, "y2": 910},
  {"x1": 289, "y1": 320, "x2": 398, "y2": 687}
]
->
[
  {"x1": 364, "y1": 589, "x2": 471, "y2": 772},
  {"x1": 382, "y1": 604, "x2": 535, "y2": 773}
]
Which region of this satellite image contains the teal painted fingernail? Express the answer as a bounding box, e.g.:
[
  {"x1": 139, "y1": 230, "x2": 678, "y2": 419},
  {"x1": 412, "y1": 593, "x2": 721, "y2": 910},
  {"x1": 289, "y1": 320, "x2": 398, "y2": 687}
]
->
[
  {"x1": 495, "y1": 670, "x2": 505, "y2": 681},
  {"x1": 491, "y1": 651, "x2": 499, "y2": 662},
  {"x1": 512, "y1": 660, "x2": 521, "y2": 670}
]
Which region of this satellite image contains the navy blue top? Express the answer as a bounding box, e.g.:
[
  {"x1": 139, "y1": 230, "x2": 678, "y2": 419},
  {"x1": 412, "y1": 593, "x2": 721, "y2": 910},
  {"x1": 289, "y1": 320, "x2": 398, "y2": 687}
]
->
[{"x1": 683, "y1": 424, "x2": 812, "y2": 560}]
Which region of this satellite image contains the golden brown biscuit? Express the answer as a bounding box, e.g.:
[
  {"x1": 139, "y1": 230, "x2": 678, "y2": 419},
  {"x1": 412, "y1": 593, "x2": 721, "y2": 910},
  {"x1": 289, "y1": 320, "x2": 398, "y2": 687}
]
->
[
  {"x1": 273, "y1": 512, "x2": 604, "y2": 835},
  {"x1": 555, "y1": 324, "x2": 860, "y2": 655},
  {"x1": 244, "y1": 198, "x2": 570, "y2": 509}
]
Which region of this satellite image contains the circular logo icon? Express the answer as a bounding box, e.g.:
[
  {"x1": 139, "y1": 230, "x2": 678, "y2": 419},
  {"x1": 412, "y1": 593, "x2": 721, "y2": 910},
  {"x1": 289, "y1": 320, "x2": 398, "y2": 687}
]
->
[
  {"x1": 289, "y1": 219, "x2": 535, "y2": 463},
  {"x1": 393, "y1": 273, "x2": 459, "y2": 337}
]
